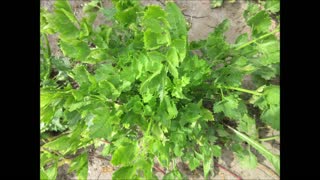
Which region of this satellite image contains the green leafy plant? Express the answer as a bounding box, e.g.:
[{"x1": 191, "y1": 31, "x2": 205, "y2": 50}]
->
[
  {"x1": 211, "y1": 0, "x2": 280, "y2": 14},
  {"x1": 40, "y1": 0, "x2": 280, "y2": 179}
]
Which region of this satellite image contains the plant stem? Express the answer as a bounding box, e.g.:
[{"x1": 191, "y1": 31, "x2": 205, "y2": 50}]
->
[
  {"x1": 235, "y1": 28, "x2": 280, "y2": 51},
  {"x1": 146, "y1": 118, "x2": 153, "y2": 136},
  {"x1": 100, "y1": 139, "x2": 111, "y2": 144},
  {"x1": 221, "y1": 86, "x2": 262, "y2": 96},
  {"x1": 259, "y1": 135, "x2": 280, "y2": 142},
  {"x1": 214, "y1": 52, "x2": 225, "y2": 61},
  {"x1": 220, "y1": 88, "x2": 225, "y2": 98},
  {"x1": 41, "y1": 34, "x2": 51, "y2": 80},
  {"x1": 44, "y1": 34, "x2": 51, "y2": 58},
  {"x1": 40, "y1": 147, "x2": 63, "y2": 157}
]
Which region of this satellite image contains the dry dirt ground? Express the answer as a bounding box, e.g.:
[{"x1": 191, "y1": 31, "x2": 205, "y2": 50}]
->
[{"x1": 41, "y1": 0, "x2": 280, "y2": 179}]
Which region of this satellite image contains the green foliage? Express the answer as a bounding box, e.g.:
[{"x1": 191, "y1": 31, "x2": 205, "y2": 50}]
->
[
  {"x1": 232, "y1": 144, "x2": 258, "y2": 169},
  {"x1": 40, "y1": 0, "x2": 280, "y2": 179},
  {"x1": 68, "y1": 153, "x2": 88, "y2": 180},
  {"x1": 227, "y1": 126, "x2": 280, "y2": 174},
  {"x1": 211, "y1": 0, "x2": 224, "y2": 8},
  {"x1": 264, "y1": 0, "x2": 280, "y2": 13},
  {"x1": 250, "y1": 85, "x2": 280, "y2": 130},
  {"x1": 211, "y1": 0, "x2": 236, "y2": 8}
]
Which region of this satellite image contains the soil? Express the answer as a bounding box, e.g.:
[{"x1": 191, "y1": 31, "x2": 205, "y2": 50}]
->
[{"x1": 41, "y1": 0, "x2": 280, "y2": 179}]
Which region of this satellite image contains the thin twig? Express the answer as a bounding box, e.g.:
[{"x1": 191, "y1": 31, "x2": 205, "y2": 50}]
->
[
  {"x1": 94, "y1": 155, "x2": 111, "y2": 161},
  {"x1": 156, "y1": 0, "x2": 165, "y2": 7},
  {"x1": 183, "y1": 13, "x2": 208, "y2": 18},
  {"x1": 100, "y1": 139, "x2": 111, "y2": 144},
  {"x1": 153, "y1": 165, "x2": 166, "y2": 174},
  {"x1": 206, "y1": 24, "x2": 215, "y2": 28},
  {"x1": 257, "y1": 163, "x2": 280, "y2": 179},
  {"x1": 216, "y1": 163, "x2": 242, "y2": 180}
]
